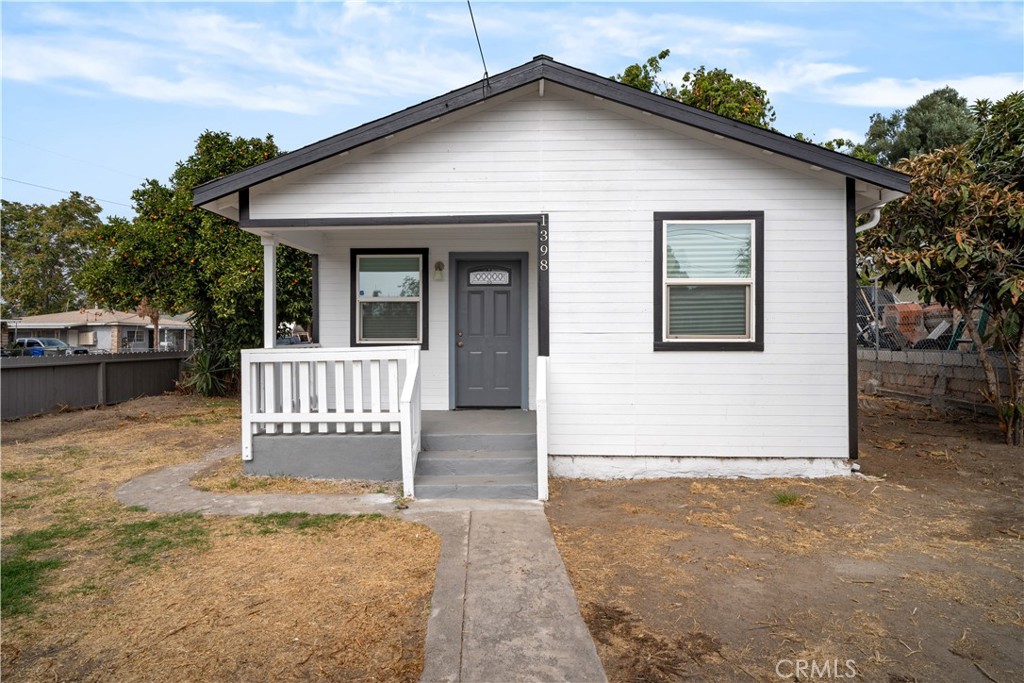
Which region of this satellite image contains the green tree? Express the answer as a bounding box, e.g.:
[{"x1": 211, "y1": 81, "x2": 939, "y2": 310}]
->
[
  {"x1": 614, "y1": 49, "x2": 776, "y2": 128},
  {"x1": 1, "y1": 192, "x2": 101, "y2": 318},
  {"x1": 863, "y1": 87, "x2": 978, "y2": 167},
  {"x1": 78, "y1": 131, "x2": 313, "y2": 391},
  {"x1": 860, "y1": 92, "x2": 1024, "y2": 445},
  {"x1": 969, "y1": 93, "x2": 1024, "y2": 192},
  {"x1": 791, "y1": 133, "x2": 878, "y2": 164}
]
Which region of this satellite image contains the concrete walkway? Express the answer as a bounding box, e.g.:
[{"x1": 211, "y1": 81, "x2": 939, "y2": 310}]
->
[{"x1": 115, "y1": 450, "x2": 606, "y2": 683}]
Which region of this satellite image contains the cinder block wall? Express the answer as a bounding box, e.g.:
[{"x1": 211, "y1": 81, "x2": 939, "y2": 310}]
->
[{"x1": 857, "y1": 349, "x2": 1010, "y2": 412}]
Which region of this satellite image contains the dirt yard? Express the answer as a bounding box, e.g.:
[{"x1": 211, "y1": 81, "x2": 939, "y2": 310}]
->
[
  {"x1": 5, "y1": 393, "x2": 1021, "y2": 682},
  {"x1": 548, "y1": 396, "x2": 1023, "y2": 682},
  {"x1": 1, "y1": 395, "x2": 439, "y2": 683}
]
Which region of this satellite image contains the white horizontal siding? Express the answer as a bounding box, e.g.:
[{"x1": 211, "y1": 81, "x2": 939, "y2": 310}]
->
[
  {"x1": 317, "y1": 225, "x2": 536, "y2": 411},
  {"x1": 251, "y1": 87, "x2": 850, "y2": 460}
]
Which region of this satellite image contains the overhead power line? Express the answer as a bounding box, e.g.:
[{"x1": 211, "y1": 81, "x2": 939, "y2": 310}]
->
[
  {"x1": 2, "y1": 136, "x2": 145, "y2": 180},
  {"x1": 467, "y1": 0, "x2": 489, "y2": 86},
  {"x1": 1, "y1": 176, "x2": 132, "y2": 208}
]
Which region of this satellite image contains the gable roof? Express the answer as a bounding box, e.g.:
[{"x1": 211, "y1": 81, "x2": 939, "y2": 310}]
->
[{"x1": 193, "y1": 55, "x2": 909, "y2": 208}]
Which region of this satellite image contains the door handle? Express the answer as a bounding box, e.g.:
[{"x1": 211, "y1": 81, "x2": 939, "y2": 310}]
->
[{"x1": 456, "y1": 340, "x2": 464, "y2": 348}]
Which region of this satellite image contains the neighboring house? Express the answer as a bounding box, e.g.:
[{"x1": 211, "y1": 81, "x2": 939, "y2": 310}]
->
[
  {"x1": 194, "y1": 56, "x2": 908, "y2": 498},
  {"x1": 6, "y1": 309, "x2": 193, "y2": 352}
]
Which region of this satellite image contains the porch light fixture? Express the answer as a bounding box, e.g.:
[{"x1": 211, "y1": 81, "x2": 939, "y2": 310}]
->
[{"x1": 434, "y1": 261, "x2": 445, "y2": 281}]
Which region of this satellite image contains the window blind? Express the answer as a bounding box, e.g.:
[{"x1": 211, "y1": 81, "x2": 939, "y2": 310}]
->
[{"x1": 667, "y1": 286, "x2": 748, "y2": 337}]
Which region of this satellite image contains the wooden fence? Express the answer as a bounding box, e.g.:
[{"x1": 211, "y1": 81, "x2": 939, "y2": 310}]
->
[{"x1": 1, "y1": 352, "x2": 188, "y2": 420}]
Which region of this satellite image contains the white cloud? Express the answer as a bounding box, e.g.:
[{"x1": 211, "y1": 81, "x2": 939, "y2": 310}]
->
[
  {"x1": 333, "y1": 0, "x2": 395, "y2": 30},
  {"x1": 3, "y1": 1, "x2": 1020, "y2": 123},
  {"x1": 546, "y1": 9, "x2": 808, "y2": 68},
  {"x1": 1, "y1": 3, "x2": 478, "y2": 114},
  {"x1": 742, "y1": 61, "x2": 866, "y2": 95},
  {"x1": 410, "y1": 5, "x2": 811, "y2": 74},
  {"x1": 3, "y1": 34, "x2": 340, "y2": 113},
  {"x1": 26, "y1": 4, "x2": 81, "y2": 26},
  {"x1": 4, "y1": 36, "x2": 138, "y2": 85},
  {"x1": 909, "y1": 2, "x2": 1024, "y2": 40},
  {"x1": 739, "y1": 57, "x2": 1021, "y2": 115},
  {"x1": 3, "y1": 34, "x2": 329, "y2": 113},
  {"x1": 823, "y1": 73, "x2": 1024, "y2": 108}
]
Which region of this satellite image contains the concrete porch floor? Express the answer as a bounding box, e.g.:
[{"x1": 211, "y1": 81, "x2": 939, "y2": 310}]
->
[{"x1": 421, "y1": 409, "x2": 536, "y2": 436}]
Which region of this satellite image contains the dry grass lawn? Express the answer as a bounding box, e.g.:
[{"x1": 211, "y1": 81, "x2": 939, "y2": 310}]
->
[
  {"x1": 548, "y1": 396, "x2": 1023, "y2": 682},
  {"x1": 1, "y1": 395, "x2": 439, "y2": 683}
]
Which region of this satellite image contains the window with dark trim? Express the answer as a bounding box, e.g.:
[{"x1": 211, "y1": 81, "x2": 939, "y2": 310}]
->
[
  {"x1": 350, "y1": 248, "x2": 429, "y2": 348},
  {"x1": 654, "y1": 212, "x2": 764, "y2": 352}
]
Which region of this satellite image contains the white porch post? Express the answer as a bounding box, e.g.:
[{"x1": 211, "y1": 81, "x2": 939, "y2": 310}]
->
[{"x1": 262, "y1": 237, "x2": 277, "y2": 349}]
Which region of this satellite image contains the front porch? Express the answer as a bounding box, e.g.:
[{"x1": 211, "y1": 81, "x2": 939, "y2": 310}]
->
[{"x1": 240, "y1": 347, "x2": 549, "y2": 500}]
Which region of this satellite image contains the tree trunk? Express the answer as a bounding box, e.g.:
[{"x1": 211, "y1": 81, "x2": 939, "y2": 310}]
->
[
  {"x1": 960, "y1": 305, "x2": 1012, "y2": 440},
  {"x1": 135, "y1": 297, "x2": 161, "y2": 351},
  {"x1": 1012, "y1": 323, "x2": 1024, "y2": 446}
]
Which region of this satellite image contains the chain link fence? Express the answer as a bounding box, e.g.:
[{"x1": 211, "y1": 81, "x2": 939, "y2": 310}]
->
[
  {"x1": 855, "y1": 279, "x2": 971, "y2": 352},
  {"x1": 855, "y1": 280, "x2": 1008, "y2": 413}
]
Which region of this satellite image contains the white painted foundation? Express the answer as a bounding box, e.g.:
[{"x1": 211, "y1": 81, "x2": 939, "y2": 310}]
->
[{"x1": 548, "y1": 455, "x2": 853, "y2": 480}]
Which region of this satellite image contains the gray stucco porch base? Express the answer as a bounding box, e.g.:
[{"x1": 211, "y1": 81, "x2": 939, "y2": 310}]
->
[
  {"x1": 245, "y1": 411, "x2": 537, "y2": 490},
  {"x1": 247, "y1": 433, "x2": 402, "y2": 481}
]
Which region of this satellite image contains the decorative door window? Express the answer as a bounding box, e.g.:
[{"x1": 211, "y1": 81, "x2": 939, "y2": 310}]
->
[{"x1": 468, "y1": 267, "x2": 511, "y2": 286}]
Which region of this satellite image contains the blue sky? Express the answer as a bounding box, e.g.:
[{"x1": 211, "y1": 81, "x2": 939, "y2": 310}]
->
[{"x1": 2, "y1": 1, "x2": 1022, "y2": 218}]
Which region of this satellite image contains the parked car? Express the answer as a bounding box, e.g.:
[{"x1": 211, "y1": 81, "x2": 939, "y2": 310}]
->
[
  {"x1": 12, "y1": 337, "x2": 72, "y2": 356},
  {"x1": 13, "y1": 337, "x2": 61, "y2": 355}
]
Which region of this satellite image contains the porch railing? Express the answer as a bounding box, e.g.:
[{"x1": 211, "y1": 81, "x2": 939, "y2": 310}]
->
[
  {"x1": 536, "y1": 355, "x2": 549, "y2": 501},
  {"x1": 240, "y1": 346, "x2": 422, "y2": 497}
]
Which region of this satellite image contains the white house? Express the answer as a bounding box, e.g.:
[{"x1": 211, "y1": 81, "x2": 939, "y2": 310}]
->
[{"x1": 194, "y1": 56, "x2": 908, "y2": 500}]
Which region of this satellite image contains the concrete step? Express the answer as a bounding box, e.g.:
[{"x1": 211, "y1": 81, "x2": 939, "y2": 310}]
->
[
  {"x1": 414, "y1": 473, "x2": 538, "y2": 500},
  {"x1": 421, "y1": 432, "x2": 536, "y2": 452},
  {"x1": 416, "y1": 450, "x2": 536, "y2": 476}
]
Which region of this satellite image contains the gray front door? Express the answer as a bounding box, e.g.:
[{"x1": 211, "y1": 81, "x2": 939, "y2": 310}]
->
[{"x1": 455, "y1": 259, "x2": 523, "y2": 407}]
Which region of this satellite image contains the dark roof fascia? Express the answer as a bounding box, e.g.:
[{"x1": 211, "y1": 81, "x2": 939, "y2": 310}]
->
[{"x1": 193, "y1": 58, "x2": 908, "y2": 207}]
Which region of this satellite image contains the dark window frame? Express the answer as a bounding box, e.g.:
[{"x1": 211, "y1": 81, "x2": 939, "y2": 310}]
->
[
  {"x1": 350, "y1": 247, "x2": 430, "y2": 349},
  {"x1": 653, "y1": 211, "x2": 764, "y2": 352}
]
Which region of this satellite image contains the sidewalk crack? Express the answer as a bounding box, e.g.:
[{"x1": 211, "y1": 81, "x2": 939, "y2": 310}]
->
[{"x1": 458, "y1": 511, "x2": 472, "y2": 682}]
